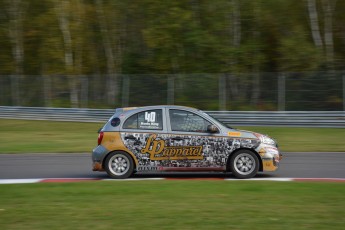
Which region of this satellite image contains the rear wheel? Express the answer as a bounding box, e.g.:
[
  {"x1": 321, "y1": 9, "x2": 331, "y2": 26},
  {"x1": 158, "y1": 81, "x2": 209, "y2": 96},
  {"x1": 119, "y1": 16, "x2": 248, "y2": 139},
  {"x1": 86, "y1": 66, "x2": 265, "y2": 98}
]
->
[
  {"x1": 104, "y1": 152, "x2": 134, "y2": 179},
  {"x1": 230, "y1": 150, "x2": 259, "y2": 179}
]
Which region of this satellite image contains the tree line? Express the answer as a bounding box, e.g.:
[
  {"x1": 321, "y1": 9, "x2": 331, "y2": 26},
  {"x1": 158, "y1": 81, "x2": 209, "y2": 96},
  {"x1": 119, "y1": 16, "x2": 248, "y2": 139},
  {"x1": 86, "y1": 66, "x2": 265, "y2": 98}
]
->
[{"x1": 0, "y1": 0, "x2": 344, "y2": 109}]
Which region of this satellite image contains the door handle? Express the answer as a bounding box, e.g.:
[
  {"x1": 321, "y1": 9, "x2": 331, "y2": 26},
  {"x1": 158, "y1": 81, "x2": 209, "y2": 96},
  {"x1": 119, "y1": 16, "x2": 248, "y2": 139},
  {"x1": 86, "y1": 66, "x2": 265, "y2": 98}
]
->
[
  {"x1": 171, "y1": 137, "x2": 183, "y2": 141},
  {"x1": 125, "y1": 135, "x2": 136, "y2": 140}
]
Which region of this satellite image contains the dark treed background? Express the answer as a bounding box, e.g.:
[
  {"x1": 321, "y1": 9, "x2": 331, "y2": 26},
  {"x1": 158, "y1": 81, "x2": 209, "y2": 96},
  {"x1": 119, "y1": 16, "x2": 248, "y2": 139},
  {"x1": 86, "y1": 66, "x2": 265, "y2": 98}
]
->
[{"x1": 0, "y1": 0, "x2": 344, "y2": 110}]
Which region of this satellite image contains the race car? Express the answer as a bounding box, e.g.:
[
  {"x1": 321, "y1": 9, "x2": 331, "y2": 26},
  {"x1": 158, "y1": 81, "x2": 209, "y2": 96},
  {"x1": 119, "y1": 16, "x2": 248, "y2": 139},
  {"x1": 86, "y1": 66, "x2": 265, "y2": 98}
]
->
[{"x1": 92, "y1": 105, "x2": 282, "y2": 179}]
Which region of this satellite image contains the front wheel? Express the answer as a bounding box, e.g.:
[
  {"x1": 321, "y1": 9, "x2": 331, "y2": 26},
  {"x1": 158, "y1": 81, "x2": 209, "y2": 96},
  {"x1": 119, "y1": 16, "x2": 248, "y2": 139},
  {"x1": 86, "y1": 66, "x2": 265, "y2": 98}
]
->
[
  {"x1": 230, "y1": 150, "x2": 259, "y2": 179},
  {"x1": 104, "y1": 152, "x2": 134, "y2": 179}
]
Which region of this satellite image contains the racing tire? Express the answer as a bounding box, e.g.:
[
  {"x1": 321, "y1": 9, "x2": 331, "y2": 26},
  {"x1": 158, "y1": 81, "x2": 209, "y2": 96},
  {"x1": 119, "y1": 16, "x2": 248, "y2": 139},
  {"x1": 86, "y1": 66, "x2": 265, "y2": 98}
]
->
[
  {"x1": 104, "y1": 152, "x2": 134, "y2": 179},
  {"x1": 230, "y1": 150, "x2": 259, "y2": 179}
]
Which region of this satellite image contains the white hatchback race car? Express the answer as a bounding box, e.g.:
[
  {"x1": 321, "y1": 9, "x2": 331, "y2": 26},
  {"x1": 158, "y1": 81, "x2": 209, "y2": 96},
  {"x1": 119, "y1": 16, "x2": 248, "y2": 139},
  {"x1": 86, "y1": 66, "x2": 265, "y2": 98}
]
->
[{"x1": 92, "y1": 105, "x2": 282, "y2": 179}]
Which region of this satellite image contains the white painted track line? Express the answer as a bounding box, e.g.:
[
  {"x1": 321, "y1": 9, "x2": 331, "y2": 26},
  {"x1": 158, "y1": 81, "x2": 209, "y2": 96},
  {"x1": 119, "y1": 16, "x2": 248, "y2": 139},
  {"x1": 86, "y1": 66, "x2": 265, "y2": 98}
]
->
[
  {"x1": 0, "y1": 179, "x2": 42, "y2": 184},
  {"x1": 1, "y1": 177, "x2": 345, "y2": 184},
  {"x1": 224, "y1": 178, "x2": 293, "y2": 181}
]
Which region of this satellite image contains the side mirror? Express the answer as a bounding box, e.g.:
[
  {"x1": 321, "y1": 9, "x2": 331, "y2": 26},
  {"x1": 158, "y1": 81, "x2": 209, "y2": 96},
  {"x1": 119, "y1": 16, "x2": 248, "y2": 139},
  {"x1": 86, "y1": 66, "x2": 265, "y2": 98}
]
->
[{"x1": 207, "y1": 124, "x2": 219, "y2": 133}]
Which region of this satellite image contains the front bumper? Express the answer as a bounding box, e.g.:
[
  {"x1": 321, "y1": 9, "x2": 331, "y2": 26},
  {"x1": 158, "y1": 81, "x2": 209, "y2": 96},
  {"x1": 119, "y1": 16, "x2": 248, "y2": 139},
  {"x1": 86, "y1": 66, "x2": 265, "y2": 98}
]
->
[{"x1": 258, "y1": 145, "x2": 282, "y2": 171}]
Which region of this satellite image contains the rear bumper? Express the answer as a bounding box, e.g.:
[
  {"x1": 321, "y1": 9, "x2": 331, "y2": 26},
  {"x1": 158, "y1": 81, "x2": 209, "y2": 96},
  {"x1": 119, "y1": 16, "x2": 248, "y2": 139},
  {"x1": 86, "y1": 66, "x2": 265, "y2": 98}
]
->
[
  {"x1": 92, "y1": 162, "x2": 104, "y2": 171},
  {"x1": 92, "y1": 145, "x2": 108, "y2": 171}
]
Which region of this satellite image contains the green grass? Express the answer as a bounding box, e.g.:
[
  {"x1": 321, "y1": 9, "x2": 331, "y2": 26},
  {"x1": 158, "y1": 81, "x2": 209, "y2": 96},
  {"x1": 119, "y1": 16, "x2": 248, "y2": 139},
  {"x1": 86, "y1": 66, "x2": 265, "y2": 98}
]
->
[
  {"x1": 0, "y1": 119, "x2": 102, "y2": 153},
  {"x1": 237, "y1": 126, "x2": 345, "y2": 152},
  {"x1": 0, "y1": 119, "x2": 344, "y2": 153},
  {"x1": 0, "y1": 181, "x2": 344, "y2": 229}
]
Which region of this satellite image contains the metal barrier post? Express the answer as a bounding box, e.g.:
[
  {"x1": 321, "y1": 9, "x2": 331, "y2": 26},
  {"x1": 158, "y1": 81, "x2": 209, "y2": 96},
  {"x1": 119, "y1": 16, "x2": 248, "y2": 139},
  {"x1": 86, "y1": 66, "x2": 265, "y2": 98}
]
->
[
  {"x1": 121, "y1": 76, "x2": 130, "y2": 107},
  {"x1": 278, "y1": 74, "x2": 286, "y2": 111},
  {"x1": 43, "y1": 75, "x2": 52, "y2": 107},
  {"x1": 219, "y1": 74, "x2": 226, "y2": 111},
  {"x1": 343, "y1": 75, "x2": 345, "y2": 111},
  {"x1": 80, "y1": 75, "x2": 88, "y2": 108},
  {"x1": 167, "y1": 75, "x2": 174, "y2": 105}
]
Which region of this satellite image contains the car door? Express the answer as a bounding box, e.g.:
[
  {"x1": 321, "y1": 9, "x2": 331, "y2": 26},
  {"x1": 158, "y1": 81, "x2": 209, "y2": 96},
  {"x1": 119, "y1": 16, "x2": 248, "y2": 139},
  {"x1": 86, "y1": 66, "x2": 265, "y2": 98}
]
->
[
  {"x1": 120, "y1": 108, "x2": 168, "y2": 171},
  {"x1": 166, "y1": 108, "x2": 228, "y2": 171}
]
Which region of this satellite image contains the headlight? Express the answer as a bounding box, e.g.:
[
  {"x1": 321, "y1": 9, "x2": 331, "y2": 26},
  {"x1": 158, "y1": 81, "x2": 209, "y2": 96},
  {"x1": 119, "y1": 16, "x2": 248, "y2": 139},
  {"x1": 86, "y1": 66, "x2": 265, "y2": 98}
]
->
[
  {"x1": 261, "y1": 136, "x2": 276, "y2": 145},
  {"x1": 255, "y1": 133, "x2": 276, "y2": 146}
]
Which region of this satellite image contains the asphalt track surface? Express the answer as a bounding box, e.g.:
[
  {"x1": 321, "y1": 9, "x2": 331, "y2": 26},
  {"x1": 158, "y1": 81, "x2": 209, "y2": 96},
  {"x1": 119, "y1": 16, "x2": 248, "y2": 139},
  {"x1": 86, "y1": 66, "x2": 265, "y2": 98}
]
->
[{"x1": 1, "y1": 152, "x2": 345, "y2": 180}]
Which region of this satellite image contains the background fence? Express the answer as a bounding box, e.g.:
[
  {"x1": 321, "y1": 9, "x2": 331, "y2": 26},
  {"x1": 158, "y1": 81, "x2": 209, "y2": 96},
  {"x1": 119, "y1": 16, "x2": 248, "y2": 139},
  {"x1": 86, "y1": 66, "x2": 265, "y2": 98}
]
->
[
  {"x1": 1, "y1": 106, "x2": 344, "y2": 128},
  {"x1": 1, "y1": 72, "x2": 345, "y2": 111}
]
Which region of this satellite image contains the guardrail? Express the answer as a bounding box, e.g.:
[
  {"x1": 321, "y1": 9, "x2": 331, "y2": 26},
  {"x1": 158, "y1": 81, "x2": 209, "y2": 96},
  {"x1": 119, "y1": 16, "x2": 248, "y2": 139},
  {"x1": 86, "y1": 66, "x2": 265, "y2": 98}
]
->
[
  {"x1": 208, "y1": 111, "x2": 345, "y2": 128},
  {"x1": 0, "y1": 106, "x2": 344, "y2": 128}
]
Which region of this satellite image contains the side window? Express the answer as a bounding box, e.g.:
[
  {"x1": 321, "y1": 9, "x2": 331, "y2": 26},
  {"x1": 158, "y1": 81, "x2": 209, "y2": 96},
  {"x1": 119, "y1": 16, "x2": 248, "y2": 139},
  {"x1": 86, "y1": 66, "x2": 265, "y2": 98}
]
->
[
  {"x1": 123, "y1": 109, "x2": 163, "y2": 130},
  {"x1": 169, "y1": 109, "x2": 212, "y2": 133},
  {"x1": 123, "y1": 114, "x2": 138, "y2": 129}
]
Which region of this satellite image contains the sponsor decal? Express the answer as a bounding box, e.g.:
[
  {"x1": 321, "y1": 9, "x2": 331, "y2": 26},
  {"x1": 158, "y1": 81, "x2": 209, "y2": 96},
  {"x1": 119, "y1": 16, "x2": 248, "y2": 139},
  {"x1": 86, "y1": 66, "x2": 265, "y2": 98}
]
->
[
  {"x1": 258, "y1": 148, "x2": 266, "y2": 156},
  {"x1": 140, "y1": 134, "x2": 203, "y2": 160},
  {"x1": 140, "y1": 112, "x2": 160, "y2": 128},
  {"x1": 111, "y1": 117, "x2": 120, "y2": 127},
  {"x1": 228, "y1": 132, "x2": 241, "y2": 137},
  {"x1": 121, "y1": 132, "x2": 260, "y2": 168},
  {"x1": 264, "y1": 147, "x2": 279, "y2": 154},
  {"x1": 123, "y1": 107, "x2": 138, "y2": 111},
  {"x1": 137, "y1": 166, "x2": 159, "y2": 171}
]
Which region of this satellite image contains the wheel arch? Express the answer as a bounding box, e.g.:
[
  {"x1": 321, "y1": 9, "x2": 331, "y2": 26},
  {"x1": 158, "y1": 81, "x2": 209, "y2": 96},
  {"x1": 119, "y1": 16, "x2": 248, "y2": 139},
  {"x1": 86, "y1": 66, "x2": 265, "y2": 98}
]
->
[
  {"x1": 102, "y1": 150, "x2": 138, "y2": 170},
  {"x1": 226, "y1": 148, "x2": 263, "y2": 172}
]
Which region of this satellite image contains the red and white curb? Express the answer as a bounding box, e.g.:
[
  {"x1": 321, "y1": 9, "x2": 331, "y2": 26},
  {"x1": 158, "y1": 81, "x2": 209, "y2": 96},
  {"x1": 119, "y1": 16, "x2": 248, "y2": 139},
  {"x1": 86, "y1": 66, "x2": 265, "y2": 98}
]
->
[{"x1": 0, "y1": 177, "x2": 345, "y2": 184}]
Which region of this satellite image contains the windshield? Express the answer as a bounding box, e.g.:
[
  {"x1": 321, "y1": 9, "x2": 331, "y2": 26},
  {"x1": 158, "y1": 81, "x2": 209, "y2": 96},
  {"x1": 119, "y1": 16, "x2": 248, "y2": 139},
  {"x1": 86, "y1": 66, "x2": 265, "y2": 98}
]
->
[{"x1": 201, "y1": 111, "x2": 234, "y2": 129}]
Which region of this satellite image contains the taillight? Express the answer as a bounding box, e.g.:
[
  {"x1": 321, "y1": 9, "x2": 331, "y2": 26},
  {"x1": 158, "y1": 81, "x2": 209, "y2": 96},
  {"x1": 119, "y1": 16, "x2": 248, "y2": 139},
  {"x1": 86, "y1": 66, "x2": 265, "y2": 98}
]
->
[{"x1": 98, "y1": 132, "x2": 104, "y2": 145}]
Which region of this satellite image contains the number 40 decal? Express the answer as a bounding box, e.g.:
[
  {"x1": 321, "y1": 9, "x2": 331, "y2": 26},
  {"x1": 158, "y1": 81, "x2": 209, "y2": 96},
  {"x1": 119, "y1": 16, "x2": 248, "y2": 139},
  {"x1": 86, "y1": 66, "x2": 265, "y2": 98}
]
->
[{"x1": 145, "y1": 112, "x2": 156, "y2": 123}]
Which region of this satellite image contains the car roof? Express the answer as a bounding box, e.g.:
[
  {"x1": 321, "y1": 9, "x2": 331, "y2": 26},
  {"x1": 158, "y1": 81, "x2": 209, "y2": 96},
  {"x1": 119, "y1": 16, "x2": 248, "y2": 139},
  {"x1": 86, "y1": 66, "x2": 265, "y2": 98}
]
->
[{"x1": 118, "y1": 105, "x2": 198, "y2": 114}]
